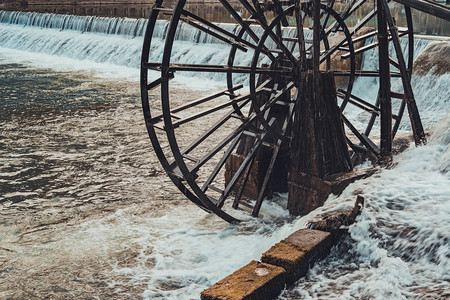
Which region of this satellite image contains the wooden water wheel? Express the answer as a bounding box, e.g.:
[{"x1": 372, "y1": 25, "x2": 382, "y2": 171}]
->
[{"x1": 141, "y1": 0, "x2": 448, "y2": 222}]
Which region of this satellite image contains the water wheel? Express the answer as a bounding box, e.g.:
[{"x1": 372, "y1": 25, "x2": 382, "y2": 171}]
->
[{"x1": 141, "y1": 0, "x2": 425, "y2": 223}]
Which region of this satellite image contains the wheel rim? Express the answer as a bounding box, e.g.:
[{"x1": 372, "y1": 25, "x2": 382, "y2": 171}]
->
[{"x1": 141, "y1": 0, "x2": 423, "y2": 222}]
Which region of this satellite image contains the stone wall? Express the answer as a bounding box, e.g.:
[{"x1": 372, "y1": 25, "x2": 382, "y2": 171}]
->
[
  {"x1": 1, "y1": 0, "x2": 448, "y2": 35},
  {"x1": 0, "y1": 0, "x2": 241, "y2": 19},
  {"x1": 0, "y1": 0, "x2": 250, "y2": 22},
  {"x1": 1, "y1": 1, "x2": 156, "y2": 18}
]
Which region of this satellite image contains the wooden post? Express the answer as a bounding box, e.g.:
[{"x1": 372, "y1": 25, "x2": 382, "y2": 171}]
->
[
  {"x1": 288, "y1": 71, "x2": 352, "y2": 216},
  {"x1": 377, "y1": 0, "x2": 392, "y2": 157}
]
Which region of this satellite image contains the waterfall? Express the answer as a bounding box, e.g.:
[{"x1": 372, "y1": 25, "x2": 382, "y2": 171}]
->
[
  {"x1": 1, "y1": 10, "x2": 448, "y2": 128},
  {"x1": 0, "y1": 10, "x2": 148, "y2": 37},
  {"x1": 0, "y1": 10, "x2": 298, "y2": 71}
]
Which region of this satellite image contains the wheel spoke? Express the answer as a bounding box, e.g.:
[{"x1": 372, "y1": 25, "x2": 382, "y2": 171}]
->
[
  {"x1": 143, "y1": 62, "x2": 286, "y2": 74},
  {"x1": 380, "y1": 0, "x2": 426, "y2": 145},
  {"x1": 171, "y1": 93, "x2": 253, "y2": 129},
  {"x1": 337, "y1": 89, "x2": 380, "y2": 113},
  {"x1": 295, "y1": 1, "x2": 307, "y2": 70},
  {"x1": 180, "y1": 9, "x2": 265, "y2": 53},
  {"x1": 342, "y1": 115, "x2": 380, "y2": 155},
  {"x1": 231, "y1": 156, "x2": 255, "y2": 209},
  {"x1": 218, "y1": 0, "x2": 261, "y2": 43},
  {"x1": 150, "y1": 84, "x2": 243, "y2": 125},
  {"x1": 334, "y1": 70, "x2": 401, "y2": 77},
  {"x1": 341, "y1": 30, "x2": 408, "y2": 59},
  {"x1": 217, "y1": 118, "x2": 276, "y2": 208},
  {"x1": 180, "y1": 16, "x2": 248, "y2": 52},
  {"x1": 252, "y1": 101, "x2": 295, "y2": 217},
  {"x1": 201, "y1": 133, "x2": 244, "y2": 193},
  {"x1": 188, "y1": 103, "x2": 256, "y2": 174}
]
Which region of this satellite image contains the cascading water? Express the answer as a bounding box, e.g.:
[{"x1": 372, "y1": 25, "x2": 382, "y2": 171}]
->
[
  {"x1": 0, "y1": 10, "x2": 296, "y2": 82},
  {"x1": 0, "y1": 9, "x2": 449, "y2": 300}
]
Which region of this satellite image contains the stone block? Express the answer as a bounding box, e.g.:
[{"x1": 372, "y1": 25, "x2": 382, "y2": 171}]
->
[
  {"x1": 260, "y1": 241, "x2": 308, "y2": 285},
  {"x1": 261, "y1": 229, "x2": 333, "y2": 285},
  {"x1": 283, "y1": 229, "x2": 332, "y2": 253},
  {"x1": 200, "y1": 261, "x2": 286, "y2": 300}
]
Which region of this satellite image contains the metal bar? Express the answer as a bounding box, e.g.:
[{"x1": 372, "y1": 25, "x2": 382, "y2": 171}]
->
[
  {"x1": 171, "y1": 93, "x2": 254, "y2": 129},
  {"x1": 313, "y1": 0, "x2": 321, "y2": 103},
  {"x1": 393, "y1": 6, "x2": 414, "y2": 138},
  {"x1": 342, "y1": 30, "x2": 377, "y2": 47},
  {"x1": 252, "y1": 102, "x2": 295, "y2": 217},
  {"x1": 201, "y1": 133, "x2": 243, "y2": 192},
  {"x1": 342, "y1": 115, "x2": 380, "y2": 155},
  {"x1": 146, "y1": 72, "x2": 174, "y2": 90},
  {"x1": 143, "y1": 62, "x2": 287, "y2": 74},
  {"x1": 150, "y1": 84, "x2": 243, "y2": 124},
  {"x1": 295, "y1": 0, "x2": 306, "y2": 71},
  {"x1": 346, "y1": 136, "x2": 368, "y2": 153},
  {"x1": 217, "y1": 118, "x2": 276, "y2": 208},
  {"x1": 232, "y1": 157, "x2": 255, "y2": 209},
  {"x1": 334, "y1": 70, "x2": 402, "y2": 77},
  {"x1": 180, "y1": 9, "x2": 262, "y2": 52},
  {"x1": 364, "y1": 92, "x2": 381, "y2": 137},
  {"x1": 338, "y1": 89, "x2": 380, "y2": 111},
  {"x1": 389, "y1": 56, "x2": 401, "y2": 69},
  {"x1": 337, "y1": 92, "x2": 380, "y2": 115},
  {"x1": 381, "y1": 0, "x2": 426, "y2": 145},
  {"x1": 341, "y1": 30, "x2": 409, "y2": 59},
  {"x1": 321, "y1": 0, "x2": 336, "y2": 31},
  {"x1": 378, "y1": 0, "x2": 393, "y2": 157},
  {"x1": 180, "y1": 16, "x2": 248, "y2": 52},
  {"x1": 392, "y1": 0, "x2": 450, "y2": 20}
]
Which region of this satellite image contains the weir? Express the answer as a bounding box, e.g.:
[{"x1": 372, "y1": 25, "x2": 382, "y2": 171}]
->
[{"x1": 0, "y1": 2, "x2": 449, "y2": 299}]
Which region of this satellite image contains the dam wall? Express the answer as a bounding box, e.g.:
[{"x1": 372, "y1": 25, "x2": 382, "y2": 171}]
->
[
  {"x1": 1, "y1": 1, "x2": 158, "y2": 18},
  {"x1": 1, "y1": 0, "x2": 449, "y2": 35},
  {"x1": 0, "y1": 1, "x2": 244, "y2": 21}
]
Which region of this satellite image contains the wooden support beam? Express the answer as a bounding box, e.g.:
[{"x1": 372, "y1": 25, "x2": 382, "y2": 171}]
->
[{"x1": 288, "y1": 71, "x2": 352, "y2": 216}]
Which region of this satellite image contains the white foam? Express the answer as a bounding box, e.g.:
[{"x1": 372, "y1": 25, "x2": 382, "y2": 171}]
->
[{"x1": 284, "y1": 115, "x2": 450, "y2": 298}]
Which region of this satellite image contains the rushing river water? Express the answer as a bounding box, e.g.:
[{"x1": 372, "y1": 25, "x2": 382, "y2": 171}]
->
[{"x1": 0, "y1": 10, "x2": 449, "y2": 299}]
